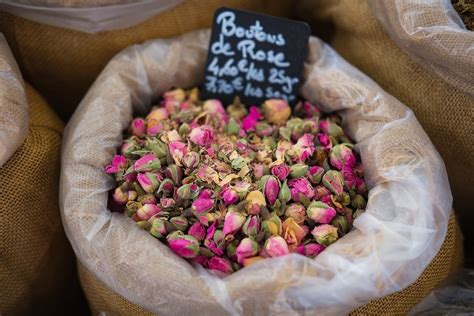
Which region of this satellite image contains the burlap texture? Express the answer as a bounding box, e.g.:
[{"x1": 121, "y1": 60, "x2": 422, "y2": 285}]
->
[
  {"x1": 61, "y1": 29, "x2": 453, "y2": 314},
  {"x1": 369, "y1": 0, "x2": 474, "y2": 98},
  {"x1": 0, "y1": 0, "x2": 293, "y2": 120},
  {"x1": 296, "y1": 0, "x2": 474, "y2": 231},
  {"x1": 0, "y1": 33, "x2": 28, "y2": 167},
  {"x1": 13, "y1": 0, "x2": 139, "y2": 6},
  {"x1": 0, "y1": 84, "x2": 78, "y2": 315},
  {"x1": 77, "y1": 213, "x2": 462, "y2": 316}
]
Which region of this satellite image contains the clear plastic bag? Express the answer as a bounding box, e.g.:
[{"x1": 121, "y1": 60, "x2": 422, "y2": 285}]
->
[
  {"x1": 369, "y1": 0, "x2": 474, "y2": 97},
  {"x1": 410, "y1": 269, "x2": 474, "y2": 315},
  {"x1": 0, "y1": 0, "x2": 183, "y2": 33},
  {"x1": 60, "y1": 29, "x2": 453, "y2": 314},
  {"x1": 0, "y1": 33, "x2": 28, "y2": 167}
]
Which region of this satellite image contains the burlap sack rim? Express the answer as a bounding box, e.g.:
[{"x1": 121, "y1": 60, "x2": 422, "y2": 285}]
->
[
  {"x1": 61, "y1": 29, "x2": 452, "y2": 314},
  {"x1": 0, "y1": 33, "x2": 29, "y2": 167},
  {"x1": 368, "y1": 0, "x2": 474, "y2": 97}
]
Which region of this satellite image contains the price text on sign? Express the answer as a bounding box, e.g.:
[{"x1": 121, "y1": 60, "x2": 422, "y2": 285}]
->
[{"x1": 202, "y1": 7, "x2": 310, "y2": 106}]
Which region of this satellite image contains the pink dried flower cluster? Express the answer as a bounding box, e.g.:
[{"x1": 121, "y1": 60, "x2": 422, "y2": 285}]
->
[{"x1": 105, "y1": 88, "x2": 368, "y2": 276}]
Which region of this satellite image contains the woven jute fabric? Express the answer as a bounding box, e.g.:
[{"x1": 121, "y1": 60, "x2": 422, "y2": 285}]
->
[
  {"x1": 77, "y1": 214, "x2": 462, "y2": 315},
  {"x1": 296, "y1": 0, "x2": 474, "y2": 229},
  {"x1": 369, "y1": 0, "x2": 474, "y2": 98},
  {"x1": 0, "y1": 84, "x2": 76, "y2": 315},
  {"x1": 13, "y1": 0, "x2": 138, "y2": 6},
  {"x1": 0, "y1": 0, "x2": 292, "y2": 120}
]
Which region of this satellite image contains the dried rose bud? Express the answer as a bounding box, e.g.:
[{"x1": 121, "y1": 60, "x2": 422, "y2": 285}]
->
[
  {"x1": 213, "y1": 229, "x2": 224, "y2": 245},
  {"x1": 112, "y1": 187, "x2": 129, "y2": 206},
  {"x1": 322, "y1": 170, "x2": 345, "y2": 195},
  {"x1": 264, "y1": 235, "x2": 290, "y2": 257},
  {"x1": 307, "y1": 201, "x2": 337, "y2": 224},
  {"x1": 242, "y1": 215, "x2": 261, "y2": 237},
  {"x1": 188, "y1": 222, "x2": 206, "y2": 241},
  {"x1": 146, "y1": 107, "x2": 169, "y2": 123},
  {"x1": 252, "y1": 163, "x2": 268, "y2": 180},
  {"x1": 242, "y1": 256, "x2": 265, "y2": 267},
  {"x1": 125, "y1": 201, "x2": 141, "y2": 216},
  {"x1": 263, "y1": 175, "x2": 280, "y2": 206},
  {"x1": 168, "y1": 140, "x2": 188, "y2": 163},
  {"x1": 227, "y1": 100, "x2": 248, "y2": 120},
  {"x1": 137, "y1": 172, "x2": 160, "y2": 193},
  {"x1": 331, "y1": 215, "x2": 349, "y2": 235},
  {"x1": 284, "y1": 203, "x2": 306, "y2": 224},
  {"x1": 150, "y1": 218, "x2": 167, "y2": 238},
  {"x1": 160, "y1": 197, "x2": 175, "y2": 210},
  {"x1": 262, "y1": 214, "x2": 282, "y2": 236},
  {"x1": 307, "y1": 166, "x2": 325, "y2": 185},
  {"x1": 351, "y1": 194, "x2": 366, "y2": 209},
  {"x1": 223, "y1": 211, "x2": 247, "y2": 236},
  {"x1": 245, "y1": 190, "x2": 266, "y2": 214},
  {"x1": 105, "y1": 155, "x2": 127, "y2": 174},
  {"x1": 157, "y1": 178, "x2": 174, "y2": 195},
  {"x1": 146, "y1": 138, "x2": 168, "y2": 159},
  {"x1": 282, "y1": 218, "x2": 306, "y2": 251},
  {"x1": 236, "y1": 237, "x2": 260, "y2": 263},
  {"x1": 353, "y1": 208, "x2": 365, "y2": 219},
  {"x1": 167, "y1": 231, "x2": 199, "y2": 259},
  {"x1": 319, "y1": 119, "x2": 343, "y2": 139},
  {"x1": 138, "y1": 193, "x2": 157, "y2": 205},
  {"x1": 170, "y1": 216, "x2": 188, "y2": 232},
  {"x1": 289, "y1": 164, "x2": 309, "y2": 178},
  {"x1": 242, "y1": 106, "x2": 262, "y2": 132},
  {"x1": 278, "y1": 180, "x2": 291, "y2": 203},
  {"x1": 221, "y1": 186, "x2": 239, "y2": 206},
  {"x1": 311, "y1": 224, "x2": 338, "y2": 246},
  {"x1": 121, "y1": 141, "x2": 139, "y2": 158},
  {"x1": 189, "y1": 125, "x2": 215, "y2": 147},
  {"x1": 297, "y1": 243, "x2": 325, "y2": 258},
  {"x1": 271, "y1": 163, "x2": 290, "y2": 182},
  {"x1": 301, "y1": 101, "x2": 321, "y2": 118},
  {"x1": 130, "y1": 118, "x2": 146, "y2": 137},
  {"x1": 137, "y1": 204, "x2": 162, "y2": 221},
  {"x1": 176, "y1": 184, "x2": 192, "y2": 200},
  {"x1": 263, "y1": 99, "x2": 291, "y2": 125},
  {"x1": 146, "y1": 119, "x2": 163, "y2": 136},
  {"x1": 162, "y1": 89, "x2": 185, "y2": 114},
  {"x1": 192, "y1": 196, "x2": 214, "y2": 214},
  {"x1": 256, "y1": 122, "x2": 274, "y2": 137},
  {"x1": 134, "y1": 154, "x2": 161, "y2": 172},
  {"x1": 288, "y1": 178, "x2": 314, "y2": 202},
  {"x1": 182, "y1": 151, "x2": 200, "y2": 170},
  {"x1": 203, "y1": 99, "x2": 228, "y2": 122},
  {"x1": 317, "y1": 133, "x2": 332, "y2": 150},
  {"x1": 330, "y1": 144, "x2": 356, "y2": 170},
  {"x1": 207, "y1": 256, "x2": 233, "y2": 275},
  {"x1": 164, "y1": 164, "x2": 183, "y2": 186},
  {"x1": 226, "y1": 117, "x2": 240, "y2": 135},
  {"x1": 355, "y1": 178, "x2": 368, "y2": 194},
  {"x1": 314, "y1": 185, "x2": 331, "y2": 200}
]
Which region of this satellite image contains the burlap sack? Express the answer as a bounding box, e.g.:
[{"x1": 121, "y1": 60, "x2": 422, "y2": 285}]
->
[
  {"x1": 0, "y1": 83, "x2": 79, "y2": 315},
  {"x1": 0, "y1": 33, "x2": 28, "y2": 167},
  {"x1": 296, "y1": 0, "x2": 474, "y2": 233},
  {"x1": 61, "y1": 29, "x2": 455, "y2": 314},
  {"x1": 369, "y1": 0, "x2": 474, "y2": 98},
  {"x1": 0, "y1": 0, "x2": 292, "y2": 120}
]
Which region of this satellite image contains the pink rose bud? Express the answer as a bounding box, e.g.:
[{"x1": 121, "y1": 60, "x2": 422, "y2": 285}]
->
[
  {"x1": 167, "y1": 231, "x2": 200, "y2": 259},
  {"x1": 314, "y1": 185, "x2": 331, "y2": 200},
  {"x1": 263, "y1": 175, "x2": 280, "y2": 206},
  {"x1": 138, "y1": 193, "x2": 157, "y2": 205},
  {"x1": 198, "y1": 189, "x2": 213, "y2": 199},
  {"x1": 157, "y1": 178, "x2": 174, "y2": 195},
  {"x1": 317, "y1": 133, "x2": 332, "y2": 150},
  {"x1": 170, "y1": 216, "x2": 188, "y2": 231},
  {"x1": 236, "y1": 237, "x2": 260, "y2": 263},
  {"x1": 302, "y1": 101, "x2": 321, "y2": 118},
  {"x1": 134, "y1": 153, "x2": 161, "y2": 172},
  {"x1": 307, "y1": 201, "x2": 337, "y2": 224},
  {"x1": 288, "y1": 178, "x2": 314, "y2": 202},
  {"x1": 137, "y1": 172, "x2": 160, "y2": 193},
  {"x1": 160, "y1": 197, "x2": 175, "y2": 210},
  {"x1": 330, "y1": 144, "x2": 356, "y2": 170},
  {"x1": 188, "y1": 222, "x2": 206, "y2": 241},
  {"x1": 168, "y1": 141, "x2": 188, "y2": 162},
  {"x1": 182, "y1": 151, "x2": 200, "y2": 170},
  {"x1": 176, "y1": 184, "x2": 192, "y2": 200},
  {"x1": 355, "y1": 178, "x2": 368, "y2": 194},
  {"x1": 264, "y1": 236, "x2": 290, "y2": 257},
  {"x1": 242, "y1": 106, "x2": 262, "y2": 132},
  {"x1": 189, "y1": 125, "x2": 215, "y2": 147},
  {"x1": 301, "y1": 243, "x2": 325, "y2": 258},
  {"x1": 284, "y1": 203, "x2": 306, "y2": 224},
  {"x1": 146, "y1": 119, "x2": 163, "y2": 136},
  {"x1": 121, "y1": 141, "x2": 139, "y2": 158},
  {"x1": 263, "y1": 99, "x2": 291, "y2": 125},
  {"x1": 223, "y1": 211, "x2": 247, "y2": 236},
  {"x1": 271, "y1": 163, "x2": 290, "y2": 182},
  {"x1": 112, "y1": 187, "x2": 129, "y2": 206},
  {"x1": 207, "y1": 256, "x2": 233, "y2": 275},
  {"x1": 322, "y1": 170, "x2": 345, "y2": 195},
  {"x1": 131, "y1": 118, "x2": 146, "y2": 137},
  {"x1": 242, "y1": 215, "x2": 261, "y2": 237},
  {"x1": 256, "y1": 122, "x2": 274, "y2": 137},
  {"x1": 192, "y1": 196, "x2": 214, "y2": 214},
  {"x1": 221, "y1": 186, "x2": 239, "y2": 206},
  {"x1": 311, "y1": 224, "x2": 338, "y2": 246},
  {"x1": 146, "y1": 107, "x2": 169, "y2": 122},
  {"x1": 319, "y1": 119, "x2": 343, "y2": 139},
  {"x1": 162, "y1": 89, "x2": 186, "y2": 114},
  {"x1": 105, "y1": 155, "x2": 127, "y2": 174},
  {"x1": 164, "y1": 164, "x2": 183, "y2": 186},
  {"x1": 203, "y1": 99, "x2": 228, "y2": 122},
  {"x1": 341, "y1": 166, "x2": 357, "y2": 190},
  {"x1": 137, "y1": 204, "x2": 162, "y2": 221},
  {"x1": 252, "y1": 163, "x2": 268, "y2": 180},
  {"x1": 307, "y1": 166, "x2": 325, "y2": 185},
  {"x1": 150, "y1": 218, "x2": 167, "y2": 238}
]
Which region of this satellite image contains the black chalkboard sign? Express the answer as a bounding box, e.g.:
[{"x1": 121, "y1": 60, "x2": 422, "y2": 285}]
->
[{"x1": 202, "y1": 7, "x2": 311, "y2": 107}]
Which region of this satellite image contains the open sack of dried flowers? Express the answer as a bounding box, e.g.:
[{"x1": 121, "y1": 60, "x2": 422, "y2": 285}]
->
[
  {"x1": 369, "y1": 0, "x2": 474, "y2": 97},
  {"x1": 61, "y1": 29, "x2": 453, "y2": 314}
]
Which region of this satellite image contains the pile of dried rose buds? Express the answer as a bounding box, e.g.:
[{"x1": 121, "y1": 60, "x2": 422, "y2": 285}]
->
[{"x1": 106, "y1": 88, "x2": 368, "y2": 276}]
